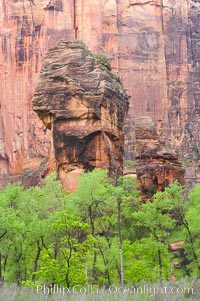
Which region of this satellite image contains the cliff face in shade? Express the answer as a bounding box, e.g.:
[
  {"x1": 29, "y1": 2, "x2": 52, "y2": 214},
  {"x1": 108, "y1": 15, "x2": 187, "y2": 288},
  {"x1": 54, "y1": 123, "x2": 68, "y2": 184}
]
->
[
  {"x1": 33, "y1": 40, "x2": 129, "y2": 191},
  {"x1": 0, "y1": 0, "x2": 199, "y2": 186},
  {"x1": 135, "y1": 116, "x2": 185, "y2": 198}
]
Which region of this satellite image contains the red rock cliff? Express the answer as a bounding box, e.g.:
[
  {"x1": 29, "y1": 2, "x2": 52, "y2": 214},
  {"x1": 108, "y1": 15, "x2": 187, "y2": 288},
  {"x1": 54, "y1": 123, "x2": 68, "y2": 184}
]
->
[{"x1": 0, "y1": 0, "x2": 199, "y2": 185}]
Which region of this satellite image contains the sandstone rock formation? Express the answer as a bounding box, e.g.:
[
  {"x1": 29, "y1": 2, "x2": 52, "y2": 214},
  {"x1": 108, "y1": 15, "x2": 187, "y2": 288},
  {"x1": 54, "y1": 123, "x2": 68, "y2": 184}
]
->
[
  {"x1": 33, "y1": 40, "x2": 129, "y2": 190},
  {"x1": 0, "y1": 0, "x2": 199, "y2": 186},
  {"x1": 135, "y1": 116, "x2": 185, "y2": 197},
  {"x1": 169, "y1": 241, "x2": 185, "y2": 252}
]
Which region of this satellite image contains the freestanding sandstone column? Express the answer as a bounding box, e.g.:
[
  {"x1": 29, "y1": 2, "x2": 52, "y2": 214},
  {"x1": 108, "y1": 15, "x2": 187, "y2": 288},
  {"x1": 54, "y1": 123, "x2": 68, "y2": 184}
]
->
[
  {"x1": 134, "y1": 116, "x2": 185, "y2": 198},
  {"x1": 33, "y1": 40, "x2": 129, "y2": 191}
]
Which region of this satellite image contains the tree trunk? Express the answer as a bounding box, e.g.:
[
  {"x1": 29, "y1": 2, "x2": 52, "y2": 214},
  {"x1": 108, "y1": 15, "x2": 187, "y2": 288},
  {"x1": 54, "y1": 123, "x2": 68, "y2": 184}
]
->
[
  {"x1": 32, "y1": 241, "x2": 41, "y2": 281},
  {"x1": 0, "y1": 252, "x2": 2, "y2": 283},
  {"x1": 183, "y1": 220, "x2": 200, "y2": 271},
  {"x1": 158, "y1": 248, "x2": 163, "y2": 284},
  {"x1": 98, "y1": 242, "x2": 111, "y2": 285},
  {"x1": 117, "y1": 199, "x2": 124, "y2": 285}
]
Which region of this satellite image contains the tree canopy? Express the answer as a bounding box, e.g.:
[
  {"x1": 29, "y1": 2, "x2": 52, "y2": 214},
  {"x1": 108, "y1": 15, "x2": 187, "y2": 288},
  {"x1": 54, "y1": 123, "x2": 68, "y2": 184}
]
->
[{"x1": 0, "y1": 170, "x2": 199, "y2": 287}]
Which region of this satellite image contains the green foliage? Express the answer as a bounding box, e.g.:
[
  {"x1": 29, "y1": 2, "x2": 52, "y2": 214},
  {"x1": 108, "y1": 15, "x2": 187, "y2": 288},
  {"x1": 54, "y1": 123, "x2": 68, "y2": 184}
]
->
[
  {"x1": 70, "y1": 41, "x2": 122, "y2": 84},
  {"x1": 183, "y1": 185, "x2": 200, "y2": 276},
  {"x1": 0, "y1": 171, "x2": 200, "y2": 288},
  {"x1": 130, "y1": 183, "x2": 182, "y2": 282},
  {"x1": 111, "y1": 73, "x2": 122, "y2": 84},
  {"x1": 123, "y1": 160, "x2": 136, "y2": 169},
  {"x1": 146, "y1": 184, "x2": 157, "y2": 198},
  {"x1": 32, "y1": 211, "x2": 96, "y2": 287},
  {"x1": 123, "y1": 238, "x2": 170, "y2": 282},
  {"x1": 94, "y1": 53, "x2": 110, "y2": 66},
  {"x1": 94, "y1": 53, "x2": 121, "y2": 83},
  {"x1": 71, "y1": 39, "x2": 93, "y2": 56},
  {"x1": 71, "y1": 39, "x2": 86, "y2": 46}
]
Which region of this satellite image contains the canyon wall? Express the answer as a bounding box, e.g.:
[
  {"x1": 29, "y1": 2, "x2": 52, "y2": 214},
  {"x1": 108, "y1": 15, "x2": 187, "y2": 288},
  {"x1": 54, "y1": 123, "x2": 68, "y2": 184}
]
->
[{"x1": 0, "y1": 0, "x2": 199, "y2": 186}]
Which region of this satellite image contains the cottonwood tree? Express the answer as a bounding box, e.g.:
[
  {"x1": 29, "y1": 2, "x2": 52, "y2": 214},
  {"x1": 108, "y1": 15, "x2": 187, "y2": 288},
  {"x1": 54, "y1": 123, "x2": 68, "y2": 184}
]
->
[{"x1": 131, "y1": 183, "x2": 180, "y2": 282}]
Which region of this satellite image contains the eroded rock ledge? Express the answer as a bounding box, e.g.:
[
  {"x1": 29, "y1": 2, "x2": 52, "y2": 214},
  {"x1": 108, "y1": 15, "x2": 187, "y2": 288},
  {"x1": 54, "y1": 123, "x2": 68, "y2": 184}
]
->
[
  {"x1": 33, "y1": 40, "x2": 129, "y2": 190},
  {"x1": 135, "y1": 116, "x2": 185, "y2": 198}
]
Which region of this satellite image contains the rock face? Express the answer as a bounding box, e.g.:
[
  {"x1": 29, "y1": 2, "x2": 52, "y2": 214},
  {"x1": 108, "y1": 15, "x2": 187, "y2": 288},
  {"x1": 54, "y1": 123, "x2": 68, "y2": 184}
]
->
[
  {"x1": 0, "y1": 0, "x2": 199, "y2": 186},
  {"x1": 33, "y1": 41, "x2": 129, "y2": 190},
  {"x1": 135, "y1": 116, "x2": 185, "y2": 197}
]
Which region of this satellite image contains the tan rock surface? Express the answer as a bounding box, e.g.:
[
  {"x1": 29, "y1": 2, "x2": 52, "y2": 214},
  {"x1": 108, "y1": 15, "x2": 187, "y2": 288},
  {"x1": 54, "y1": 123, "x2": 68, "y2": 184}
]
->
[
  {"x1": 0, "y1": 0, "x2": 199, "y2": 186},
  {"x1": 169, "y1": 240, "x2": 185, "y2": 252}
]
